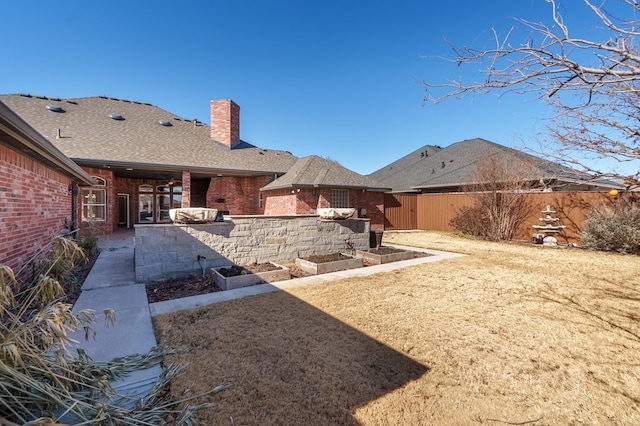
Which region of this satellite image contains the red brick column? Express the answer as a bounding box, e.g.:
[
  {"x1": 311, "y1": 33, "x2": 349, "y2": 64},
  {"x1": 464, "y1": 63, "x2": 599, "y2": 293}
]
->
[{"x1": 181, "y1": 171, "x2": 191, "y2": 208}]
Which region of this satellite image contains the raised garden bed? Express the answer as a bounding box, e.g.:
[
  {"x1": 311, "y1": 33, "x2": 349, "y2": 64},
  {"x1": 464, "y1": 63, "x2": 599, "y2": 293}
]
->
[
  {"x1": 211, "y1": 262, "x2": 291, "y2": 290},
  {"x1": 295, "y1": 253, "x2": 363, "y2": 275},
  {"x1": 356, "y1": 246, "x2": 416, "y2": 265}
]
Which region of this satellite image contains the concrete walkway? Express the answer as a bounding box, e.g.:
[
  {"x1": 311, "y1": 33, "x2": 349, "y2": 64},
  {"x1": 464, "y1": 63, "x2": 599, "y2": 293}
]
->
[
  {"x1": 70, "y1": 229, "x2": 465, "y2": 407},
  {"x1": 70, "y1": 229, "x2": 160, "y2": 409}
]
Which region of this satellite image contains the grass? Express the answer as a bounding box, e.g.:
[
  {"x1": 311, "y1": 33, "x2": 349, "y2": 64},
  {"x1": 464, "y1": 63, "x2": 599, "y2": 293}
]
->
[{"x1": 152, "y1": 231, "x2": 640, "y2": 425}]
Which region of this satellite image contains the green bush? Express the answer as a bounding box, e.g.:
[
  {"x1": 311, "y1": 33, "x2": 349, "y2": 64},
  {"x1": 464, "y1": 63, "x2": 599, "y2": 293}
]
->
[{"x1": 581, "y1": 201, "x2": 640, "y2": 254}]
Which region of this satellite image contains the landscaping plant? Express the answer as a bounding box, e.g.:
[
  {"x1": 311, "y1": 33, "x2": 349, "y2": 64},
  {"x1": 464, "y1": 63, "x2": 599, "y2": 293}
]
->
[
  {"x1": 581, "y1": 198, "x2": 640, "y2": 254},
  {"x1": 450, "y1": 151, "x2": 534, "y2": 241},
  {"x1": 0, "y1": 235, "x2": 225, "y2": 425}
]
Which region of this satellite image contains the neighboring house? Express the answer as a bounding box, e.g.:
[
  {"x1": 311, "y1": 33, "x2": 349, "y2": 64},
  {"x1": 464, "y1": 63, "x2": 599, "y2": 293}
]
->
[
  {"x1": 0, "y1": 100, "x2": 94, "y2": 274},
  {"x1": 369, "y1": 138, "x2": 625, "y2": 193},
  {"x1": 0, "y1": 94, "x2": 388, "y2": 237}
]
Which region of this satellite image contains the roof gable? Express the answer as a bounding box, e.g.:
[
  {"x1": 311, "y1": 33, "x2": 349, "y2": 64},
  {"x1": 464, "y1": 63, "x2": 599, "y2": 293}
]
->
[{"x1": 262, "y1": 155, "x2": 390, "y2": 191}]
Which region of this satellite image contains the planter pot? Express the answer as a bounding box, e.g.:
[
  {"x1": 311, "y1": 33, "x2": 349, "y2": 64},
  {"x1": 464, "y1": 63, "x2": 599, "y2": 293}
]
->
[
  {"x1": 295, "y1": 254, "x2": 363, "y2": 275},
  {"x1": 356, "y1": 248, "x2": 414, "y2": 265},
  {"x1": 211, "y1": 262, "x2": 291, "y2": 291}
]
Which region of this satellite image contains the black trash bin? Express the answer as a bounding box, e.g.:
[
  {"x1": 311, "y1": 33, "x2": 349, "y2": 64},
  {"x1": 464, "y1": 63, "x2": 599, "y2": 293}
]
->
[{"x1": 369, "y1": 230, "x2": 384, "y2": 249}]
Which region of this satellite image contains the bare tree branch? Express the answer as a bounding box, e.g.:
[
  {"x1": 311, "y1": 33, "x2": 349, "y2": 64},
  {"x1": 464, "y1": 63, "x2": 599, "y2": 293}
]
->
[{"x1": 424, "y1": 0, "x2": 640, "y2": 187}]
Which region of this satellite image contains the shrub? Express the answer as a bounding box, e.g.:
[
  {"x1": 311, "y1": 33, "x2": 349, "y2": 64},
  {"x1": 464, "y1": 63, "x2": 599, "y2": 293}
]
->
[
  {"x1": 77, "y1": 220, "x2": 102, "y2": 255},
  {"x1": 581, "y1": 201, "x2": 640, "y2": 254},
  {"x1": 1, "y1": 235, "x2": 225, "y2": 425},
  {"x1": 450, "y1": 150, "x2": 535, "y2": 241},
  {"x1": 449, "y1": 205, "x2": 490, "y2": 238}
]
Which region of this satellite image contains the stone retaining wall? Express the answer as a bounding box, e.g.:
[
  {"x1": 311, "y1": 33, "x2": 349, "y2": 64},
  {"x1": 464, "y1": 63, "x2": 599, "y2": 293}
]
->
[{"x1": 134, "y1": 215, "x2": 370, "y2": 282}]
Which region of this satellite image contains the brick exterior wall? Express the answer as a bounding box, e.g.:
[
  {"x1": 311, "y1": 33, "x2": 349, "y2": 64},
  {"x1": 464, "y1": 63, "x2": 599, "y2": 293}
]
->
[
  {"x1": 210, "y1": 100, "x2": 240, "y2": 148},
  {"x1": 206, "y1": 175, "x2": 271, "y2": 214},
  {"x1": 351, "y1": 190, "x2": 385, "y2": 231},
  {"x1": 0, "y1": 144, "x2": 73, "y2": 275},
  {"x1": 263, "y1": 188, "x2": 385, "y2": 230}
]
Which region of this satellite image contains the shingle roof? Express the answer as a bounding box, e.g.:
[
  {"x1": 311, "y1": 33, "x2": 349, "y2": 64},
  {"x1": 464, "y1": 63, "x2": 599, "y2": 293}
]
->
[
  {"x1": 411, "y1": 138, "x2": 581, "y2": 189},
  {"x1": 368, "y1": 144, "x2": 443, "y2": 192},
  {"x1": 0, "y1": 94, "x2": 298, "y2": 175},
  {"x1": 370, "y1": 138, "x2": 595, "y2": 192},
  {"x1": 261, "y1": 155, "x2": 390, "y2": 191},
  {"x1": 0, "y1": 100, "x2": 94, "y2": 185}
]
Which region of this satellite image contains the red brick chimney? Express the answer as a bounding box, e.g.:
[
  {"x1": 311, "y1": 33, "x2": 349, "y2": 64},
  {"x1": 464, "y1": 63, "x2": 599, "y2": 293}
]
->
[{"x1": 210, "y1": 99, "x2": 240, "y2": 148}]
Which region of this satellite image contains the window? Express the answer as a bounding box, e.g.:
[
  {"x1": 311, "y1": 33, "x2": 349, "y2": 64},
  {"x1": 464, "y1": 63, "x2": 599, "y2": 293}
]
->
[
  {"x1": 329, "y1": 189, "x2": 349, "y2": 208},
  {"x1": 156, "y1": 184, "x2": 181, "y2": 223},
  {"x1": 139, "y1": 185, "x2": 154, "y2": 223},
  {"x1": 138, "y1": 183, "x2": 182, "y2": 223},
  {"x1": 82, "y1": 177, "x2": 107, "y2": 221}
]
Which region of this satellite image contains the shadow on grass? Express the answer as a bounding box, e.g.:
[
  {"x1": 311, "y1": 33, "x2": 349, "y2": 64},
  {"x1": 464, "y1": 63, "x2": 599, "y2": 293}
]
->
[{"x1": 153, "y1": 289, "x2": 429, "y2": 425}]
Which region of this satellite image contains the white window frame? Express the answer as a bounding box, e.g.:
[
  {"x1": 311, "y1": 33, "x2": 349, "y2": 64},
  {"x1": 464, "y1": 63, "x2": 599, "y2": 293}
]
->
[
  {"x1": 329, "y1": 189, "x2": 349, "y2": 208},
  {"x1": 82, "y1": 177, "x2": 107, "y2": 222}
]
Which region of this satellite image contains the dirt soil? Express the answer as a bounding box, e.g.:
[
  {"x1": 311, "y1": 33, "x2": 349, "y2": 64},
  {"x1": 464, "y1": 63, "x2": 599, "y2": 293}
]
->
[
  {"x1": 301, "y1": 253, "x2": 353, "y2": 263},
  {"x1": 363, "y1": 246, "x2": 407, "y2": 255},
  {"x1": 146, "y1": 274, "x2": 222, "y2": 303},
  {"x1": 153, "y1": 231, "x2": 640, "y2": 425},
  {"x1": 217, "y1": 263, "x2": 281, "y2": 277}
]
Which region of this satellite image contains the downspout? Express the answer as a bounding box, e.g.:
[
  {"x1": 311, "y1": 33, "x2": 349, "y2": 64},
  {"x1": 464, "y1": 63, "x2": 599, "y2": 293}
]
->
[{"x1": 69, "y1": 182, "x2": 79, "y2": 239}]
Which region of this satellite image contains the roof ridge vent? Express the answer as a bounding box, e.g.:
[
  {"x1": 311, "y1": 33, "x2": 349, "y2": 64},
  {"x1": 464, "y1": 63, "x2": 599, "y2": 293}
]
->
[{"x1": 46, "y1": 104, "x2": 65, "y2": 113}]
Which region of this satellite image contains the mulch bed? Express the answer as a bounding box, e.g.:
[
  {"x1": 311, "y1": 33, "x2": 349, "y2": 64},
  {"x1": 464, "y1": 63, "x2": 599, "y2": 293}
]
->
[{"x1": 145, "y1": 274, "x2": 222, "y2": 303}]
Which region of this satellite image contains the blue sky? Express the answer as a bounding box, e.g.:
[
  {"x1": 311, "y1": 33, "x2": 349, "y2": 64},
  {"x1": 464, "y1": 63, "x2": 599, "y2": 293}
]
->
[{"x1": 0, "y1": 1, "x2": 618, "y2": 175}]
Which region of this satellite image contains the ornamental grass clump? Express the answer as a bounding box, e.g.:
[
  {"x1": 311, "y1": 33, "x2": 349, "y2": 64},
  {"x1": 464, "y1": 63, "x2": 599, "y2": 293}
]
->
[
  {"x1": 581, "y1": 200, "x2": 640, "y2": 255},
  {"x1": 1, "y1": 236, "x2": 226, "y2": 425}
]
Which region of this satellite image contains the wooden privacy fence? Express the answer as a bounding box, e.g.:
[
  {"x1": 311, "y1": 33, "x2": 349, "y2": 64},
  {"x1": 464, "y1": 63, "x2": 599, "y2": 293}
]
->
[{"x1": 384, "y1": 191, "x2": 622, "y2": 243}]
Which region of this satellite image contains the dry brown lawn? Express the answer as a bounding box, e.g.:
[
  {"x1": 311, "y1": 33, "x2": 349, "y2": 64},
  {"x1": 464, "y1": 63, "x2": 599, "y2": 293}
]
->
[{"x1": 153, "y1": 231, "x2": 640, "y2": 425}]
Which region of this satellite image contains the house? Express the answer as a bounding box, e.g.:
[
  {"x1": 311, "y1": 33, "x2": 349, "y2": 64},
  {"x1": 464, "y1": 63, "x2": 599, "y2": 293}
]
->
[
  {"x1": 369, "y1": 138, "x2": 625, "y2": 193},
  {"x1": 0, "y1": 100, "x2": 94, "y2": 274},
  {"x1": 0, "y1": 94, "x2": 389, "y2": 246}
]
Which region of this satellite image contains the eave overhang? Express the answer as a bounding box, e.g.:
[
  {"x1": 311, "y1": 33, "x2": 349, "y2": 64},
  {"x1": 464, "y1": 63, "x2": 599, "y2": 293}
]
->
[{"x1": 0, "y1": 101, "x2": 94, "y2": 185}]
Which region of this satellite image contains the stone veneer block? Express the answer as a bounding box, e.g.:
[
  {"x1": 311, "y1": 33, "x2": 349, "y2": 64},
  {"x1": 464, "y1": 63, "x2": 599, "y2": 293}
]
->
[{"x1": 134, "y1": 217, "x2": 370, "y2": 282}]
